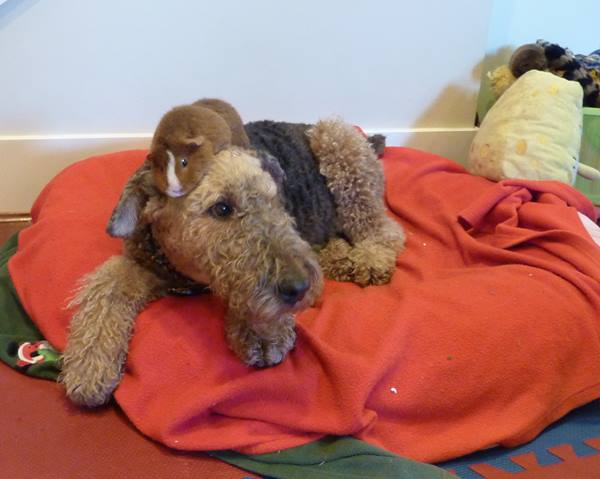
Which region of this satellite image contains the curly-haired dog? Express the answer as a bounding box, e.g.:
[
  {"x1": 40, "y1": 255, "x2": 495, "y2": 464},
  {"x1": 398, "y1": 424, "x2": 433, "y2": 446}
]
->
[{"x1": 60, "y1": 119, "x2": 405, "y2": 407}]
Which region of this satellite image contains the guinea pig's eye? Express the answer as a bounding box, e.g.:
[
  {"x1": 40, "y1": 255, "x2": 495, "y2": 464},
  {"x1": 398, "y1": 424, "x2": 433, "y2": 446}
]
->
[
  {"x1": 180, "y1": 158, "x2": 188, "y2": 168},
  {"x1": 209, "y1": 201, "x2": 233, "y2": 218}
]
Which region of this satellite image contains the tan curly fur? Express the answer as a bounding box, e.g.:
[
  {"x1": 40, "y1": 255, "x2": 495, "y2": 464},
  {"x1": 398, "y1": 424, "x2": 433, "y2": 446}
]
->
[
  {"x1": 61, "y1": 119, "x2": 404, "y2": 407},
  {"x1": 59, "y1": 256, "x2": 167, "y2": 407}
]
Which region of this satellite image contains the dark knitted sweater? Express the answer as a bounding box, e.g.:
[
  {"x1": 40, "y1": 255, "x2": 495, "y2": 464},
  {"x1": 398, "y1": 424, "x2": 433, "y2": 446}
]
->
[{"x1": 245, "y1": 121, "x2": 337, "y2": 246}]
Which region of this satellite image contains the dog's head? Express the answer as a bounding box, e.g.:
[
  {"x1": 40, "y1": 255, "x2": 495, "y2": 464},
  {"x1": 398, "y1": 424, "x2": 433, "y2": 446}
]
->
[{"x1": 147, "y1": 147, "x2": 323, "y2": 325}]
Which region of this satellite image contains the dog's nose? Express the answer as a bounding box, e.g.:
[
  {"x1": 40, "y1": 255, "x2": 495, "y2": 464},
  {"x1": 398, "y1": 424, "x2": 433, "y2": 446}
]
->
[{"x1": 277, "y1": 277, "x2": 310, "y2": 304}]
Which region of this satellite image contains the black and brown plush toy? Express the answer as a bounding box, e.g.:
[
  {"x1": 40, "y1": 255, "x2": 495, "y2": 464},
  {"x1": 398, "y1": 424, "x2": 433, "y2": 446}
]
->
[
  {"x1": 489, "y1": 40, "x2": 600, "y2": 107},
  {"x1": 511, "y1": 40, "x2": 600, "y2": 107}
]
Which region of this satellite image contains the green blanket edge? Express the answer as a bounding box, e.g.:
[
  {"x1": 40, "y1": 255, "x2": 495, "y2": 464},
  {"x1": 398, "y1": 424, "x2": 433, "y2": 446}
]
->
[
  {"x1": 212, "y1": 437, "x2": 456, "y2": 478},
  {"x1": 0, "y1": 233, "x2": 60, "y2": 379}
]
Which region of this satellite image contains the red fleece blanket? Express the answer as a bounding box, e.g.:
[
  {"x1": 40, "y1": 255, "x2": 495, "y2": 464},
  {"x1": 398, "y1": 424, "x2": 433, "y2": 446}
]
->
[{"x1": 9, "y1": 147, "x2": 600, "y2": 463}]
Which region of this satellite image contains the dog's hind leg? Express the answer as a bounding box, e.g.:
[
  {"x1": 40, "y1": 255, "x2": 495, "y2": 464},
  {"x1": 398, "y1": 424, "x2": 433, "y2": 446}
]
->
[
  {"x1": 59, "y1": 255, "x2": 166, "y2": 407},
  {"x1": 308, "y1": 119, "x2": 405, "y2": 286},
  {"x1": 317, "y1": 235, "x2": 401, "y2": 286}
]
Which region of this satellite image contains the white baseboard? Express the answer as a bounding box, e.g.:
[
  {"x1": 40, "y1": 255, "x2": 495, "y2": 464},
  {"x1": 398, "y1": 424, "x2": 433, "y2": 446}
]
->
[
  {"x1": 365, "y1": 127, "x2": 477, "y2": 165},
  {"x1": 0, "y1": 127, "x2": 477, "y2": 212}
]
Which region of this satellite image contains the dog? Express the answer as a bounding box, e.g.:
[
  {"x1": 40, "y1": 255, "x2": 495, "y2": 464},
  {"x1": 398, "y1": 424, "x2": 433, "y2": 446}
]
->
[{"x1": 59, "y1": 118, "x2": 405, "y2": 407}]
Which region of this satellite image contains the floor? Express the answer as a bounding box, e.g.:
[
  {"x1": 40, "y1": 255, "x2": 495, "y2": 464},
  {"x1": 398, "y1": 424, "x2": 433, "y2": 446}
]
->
[{"x1": 1, "y1": 365, "x2": 257, "y2": 479}]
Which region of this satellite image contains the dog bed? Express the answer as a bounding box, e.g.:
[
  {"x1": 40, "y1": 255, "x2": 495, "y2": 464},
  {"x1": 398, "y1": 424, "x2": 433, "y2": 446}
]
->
[{"x1": 6, "y1": 147, "x2": 600, "y2": 466}]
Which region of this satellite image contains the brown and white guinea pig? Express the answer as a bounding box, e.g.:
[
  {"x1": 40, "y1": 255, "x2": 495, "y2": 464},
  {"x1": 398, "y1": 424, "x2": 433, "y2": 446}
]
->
[
  {"x1": 148, "y1": 105, "x2": 230, "y2": 198},
  {"x1": 148, "y1": 99, "x2": 250, "y2": 198}
]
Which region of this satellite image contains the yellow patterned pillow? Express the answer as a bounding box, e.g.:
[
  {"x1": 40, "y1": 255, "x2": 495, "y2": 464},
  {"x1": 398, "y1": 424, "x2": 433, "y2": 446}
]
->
[{"x1": 467, "y1": 70, "x2": 594, "y2": 184}]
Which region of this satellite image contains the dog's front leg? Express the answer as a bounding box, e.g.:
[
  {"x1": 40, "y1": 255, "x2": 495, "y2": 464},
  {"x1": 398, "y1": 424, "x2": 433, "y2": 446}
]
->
[
  {"x1": 225, "y1": 310, "x2": 296, "y2": 368},
  {"x1": 59, "y1": 255, "x2": 166, "y2": 407}
]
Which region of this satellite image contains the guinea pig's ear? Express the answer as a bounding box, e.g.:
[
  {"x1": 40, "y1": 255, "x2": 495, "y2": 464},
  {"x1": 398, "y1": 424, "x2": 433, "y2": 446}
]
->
[
  {"x1": 183, "y1": 136, "x2": 204, "y2": 155},
  {"x1": 212, "y1": 136, "x2": 231, "y2": 154}
]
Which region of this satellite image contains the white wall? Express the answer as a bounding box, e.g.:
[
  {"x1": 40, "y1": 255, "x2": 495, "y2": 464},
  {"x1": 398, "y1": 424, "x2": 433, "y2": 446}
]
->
[
  {"x1": 1, "y1": 0, "x2": 494, "y2": 211},
  {"x1": 487, "y1": 0, "x2": 599, "y2": 57}
]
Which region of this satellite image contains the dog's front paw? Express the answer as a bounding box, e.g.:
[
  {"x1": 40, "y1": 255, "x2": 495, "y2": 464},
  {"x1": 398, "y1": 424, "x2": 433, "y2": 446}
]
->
[
  {"x1": 239, "y1": 331, "x2": 297, "y2": 368},
  {"x1": 237, "y1": 335, "x2": 268, "y2": 368},
  {"x1": 227, "y1": 315, "x2": 296, "y2": 368},
  {"x1": 258, "y1": 321, "x2": 297, "y2": 367},
  {"x1": 59, "y1": 352, "x2": 123, "y2": 407}
]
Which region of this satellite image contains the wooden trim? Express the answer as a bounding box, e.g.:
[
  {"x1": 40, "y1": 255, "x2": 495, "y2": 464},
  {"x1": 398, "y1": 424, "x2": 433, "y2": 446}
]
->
[
  {"x1": 0, "y1": 213, "x2": 31, "y2": 245},
  {"x1": 0, "y1": 213, "x2": 31, "y2": 223}
]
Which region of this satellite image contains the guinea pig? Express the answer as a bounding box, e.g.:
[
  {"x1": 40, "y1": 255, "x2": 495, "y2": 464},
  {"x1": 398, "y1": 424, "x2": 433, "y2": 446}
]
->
[{"x1": 148, "y1": 104, "x2": 232, "y2": 198}]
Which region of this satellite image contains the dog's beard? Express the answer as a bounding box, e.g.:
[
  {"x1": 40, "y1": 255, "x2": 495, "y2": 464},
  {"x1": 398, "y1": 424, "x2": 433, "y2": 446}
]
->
[{"x1": 226, "y1": 254, "x2": 323, "y2": 332}]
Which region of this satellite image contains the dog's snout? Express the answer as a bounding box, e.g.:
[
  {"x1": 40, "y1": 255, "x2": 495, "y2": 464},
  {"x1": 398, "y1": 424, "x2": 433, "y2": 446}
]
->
[{"x1": 277, "y1": 277, "x2": 310, "y2": 305}]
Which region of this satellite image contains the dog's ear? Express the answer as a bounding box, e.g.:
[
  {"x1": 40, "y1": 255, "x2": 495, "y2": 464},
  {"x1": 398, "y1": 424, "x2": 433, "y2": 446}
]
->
[
  {"x1": 257, "y1": 150, "x2": 285, "y2": 189},
  {"x1": 106, "y1": 161, "x2": 154, "y2": 238},
  {"x1": 183, "y1": 136, "x2": 205, "y2": 155},
  {"x1": 107, "y1": 194, "x2": 143, "y2": 238}
]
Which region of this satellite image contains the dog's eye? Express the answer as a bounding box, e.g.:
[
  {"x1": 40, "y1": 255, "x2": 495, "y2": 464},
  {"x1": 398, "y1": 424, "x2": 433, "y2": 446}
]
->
[
  {"x1": 209, "y1": 201, "x2": 233, "y2": 218},
  {"x1": 180, "y1": 158, "x2": 188, "y2": 168}
]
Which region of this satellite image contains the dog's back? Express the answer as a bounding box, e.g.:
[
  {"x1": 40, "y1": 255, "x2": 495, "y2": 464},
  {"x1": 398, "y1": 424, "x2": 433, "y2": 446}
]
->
[{"x1": 245, "y1": 121, "x2": 337, "y2": 247}]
